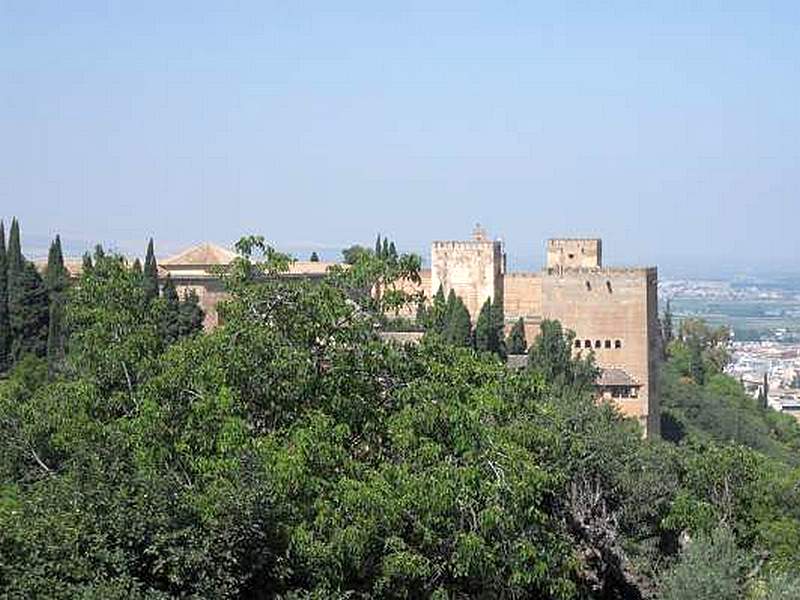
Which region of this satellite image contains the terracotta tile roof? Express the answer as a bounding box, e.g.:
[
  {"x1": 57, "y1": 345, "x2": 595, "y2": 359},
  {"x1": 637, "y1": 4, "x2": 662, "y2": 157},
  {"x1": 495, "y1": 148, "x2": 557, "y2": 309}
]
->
[
  {"x1": 597, "y1": 368, "x2": 640, "y2": 387},
  {"x1": 160, "y1": 242, "x2": 238, "y2": 266}
]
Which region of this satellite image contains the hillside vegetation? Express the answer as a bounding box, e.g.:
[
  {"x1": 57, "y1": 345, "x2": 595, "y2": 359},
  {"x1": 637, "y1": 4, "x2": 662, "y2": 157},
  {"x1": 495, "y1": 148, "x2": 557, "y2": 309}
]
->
[{"x1": 1, "y1": 237, "x2": 800, "y2": 598}]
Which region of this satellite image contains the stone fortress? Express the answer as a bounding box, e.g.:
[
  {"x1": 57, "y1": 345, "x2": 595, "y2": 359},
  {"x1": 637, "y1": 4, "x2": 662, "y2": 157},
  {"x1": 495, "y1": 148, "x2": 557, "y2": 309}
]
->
[{"x1": 153, "y1": 227, "x2": 660, "y2": 436}]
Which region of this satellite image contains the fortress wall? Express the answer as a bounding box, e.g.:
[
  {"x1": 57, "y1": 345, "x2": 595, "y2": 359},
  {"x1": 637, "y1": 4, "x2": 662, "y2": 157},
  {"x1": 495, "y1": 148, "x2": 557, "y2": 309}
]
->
[
  {"x1": 431, "y1": 241, "x2": 504, "y2": 320},
  {"x1": 503, "y1": 273, "x2": 544, "y2": 343},
  {"x1": 503, "y1": 273, "x2": 543, "y2": 318},
  {"x1": 541, "y1": 268, "x2": 658, "y2": 434}
]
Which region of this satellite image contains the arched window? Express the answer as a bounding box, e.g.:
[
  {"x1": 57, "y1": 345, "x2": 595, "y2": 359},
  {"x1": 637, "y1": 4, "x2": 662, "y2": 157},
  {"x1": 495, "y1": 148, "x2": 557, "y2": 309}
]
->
[
  {"x1": 574, "y1": 339, "x2": 582, "y2": 349},
  {"x1": 615, "y1": 340, "x2": 622, "y2": 349},
  {"x1": 585, "y1": 340, "x2": 592, "y2": 348},
  {"x1": 595, "y1": 340, "x2": 602, "y2": 349},
  {"x1": 604, "y1": 340, "x2": 611, "y2": 349}
]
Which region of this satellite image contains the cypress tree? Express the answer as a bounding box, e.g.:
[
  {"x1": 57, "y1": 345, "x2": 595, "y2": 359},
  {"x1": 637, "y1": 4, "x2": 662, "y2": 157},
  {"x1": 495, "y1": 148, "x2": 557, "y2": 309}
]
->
[
  {"x1": 6, "y1": 218, "x2": 22, "y2": 275},
  {"x1": 445, "y1": 296, "x2": 472, "y2": 347},
  {"x1": 431, "y1": 286, "x2": 447, "y2": 334},
  {"x1": 178, "y1": 290, "x2": 205, "y2": 337},
  {"x1": 388, "y1": 241, "x2": 397, "y2": 262},
  {"x1": 309, "y1": 251, "x2": 320, "y2": 262},
  {"x1": 143, "y1": 238, "x2": 159, "y2": 300},
  {"x1": 382, "y1": 238, "x2": 390, "y2": 260},
  {"x1": 9, "y1": 261, "x2": 49, "y2": 360},
  {"x1": 93, "y1": 244, "x2": 106, "y2": 262},
  {"x1": 491, "y1": 298, "x2": 506, "y2": 359},
  {"x1": 507, "y1": 317, "x2": 528, "y2": 355},
  {"x1": 44, "y1": 235, "x2": 68, "y2": 292},
  {"x1": 0, "y1": 220, "x2": 9, "y2": 370},
  {"x1": 375, "y1": 234, "x2": 382, "y2": 257},
  {"x1": 161, "y1": 274, "x2": 181, "y2": 343},
  {"x1": 474, "y1": 298, "x2": 493, "y2": 352},
  {"x1": 131, "y1": 258, "x2": 143, "y2": 277},
  {"x1": 82, "y1": 251, "x2": 94, "y2": 275},
  {"x1": 45, "y1": 235, "x2": 69, "y2": 368}
]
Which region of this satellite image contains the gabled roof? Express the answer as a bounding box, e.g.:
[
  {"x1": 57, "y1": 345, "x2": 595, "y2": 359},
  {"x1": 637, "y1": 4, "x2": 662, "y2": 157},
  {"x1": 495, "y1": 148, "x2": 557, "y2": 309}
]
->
[
  {"x1": 160, "y1": 242, "x2": 238, "y2": 267},
  {"x1": 597, "y1": 368, "x2": 641, "y2": 387}
]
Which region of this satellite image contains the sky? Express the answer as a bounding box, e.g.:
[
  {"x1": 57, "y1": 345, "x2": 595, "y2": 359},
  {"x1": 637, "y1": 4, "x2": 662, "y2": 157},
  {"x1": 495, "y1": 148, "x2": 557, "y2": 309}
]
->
[{"x1": 1, "y1": 1, "x2": 799, "y2": 276}]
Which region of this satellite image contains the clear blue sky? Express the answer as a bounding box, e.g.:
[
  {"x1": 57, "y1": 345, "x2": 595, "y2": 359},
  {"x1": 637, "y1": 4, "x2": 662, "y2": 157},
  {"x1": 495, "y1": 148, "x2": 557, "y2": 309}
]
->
[{"x1": 2, "y1": 1, "x2": 798, "y2": 275}]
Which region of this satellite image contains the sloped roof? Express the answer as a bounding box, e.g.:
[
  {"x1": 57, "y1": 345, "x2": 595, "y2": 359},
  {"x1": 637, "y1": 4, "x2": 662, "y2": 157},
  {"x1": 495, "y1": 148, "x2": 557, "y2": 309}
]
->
[
  {"x1": 160, "y1": 242, "x2": 238, "y2": 267},
  {"x1": 597, "y1": 368, "x2": 641, "y2": 387}
]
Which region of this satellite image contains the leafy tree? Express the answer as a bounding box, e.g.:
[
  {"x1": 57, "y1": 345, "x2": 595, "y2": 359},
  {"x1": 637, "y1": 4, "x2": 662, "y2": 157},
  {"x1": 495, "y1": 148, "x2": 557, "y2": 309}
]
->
[
  {"x1": 507, "y1": 317, "x2": 527, "y2": 354},
  {"x1": 178, "y1": 290, "x2": 204, "y2": 336},
  {"x1": 341, "y1": 244, "x2": 371, "y2": 265},
  {"x1": 142, "y1": 238, "x2": 159, "y2": 300},
  {"x1": 658, "y1": 527, "x2": 746, "y2": 600},
  {"x1": 0, "y1": 220, "x2": 9, "y2": 371},
  {"x1": 528, "y1": 319, "x2": 597, "y2": 391},
  {"x1": 309, "y1": 251, "x2": 319, "y2": 262}
]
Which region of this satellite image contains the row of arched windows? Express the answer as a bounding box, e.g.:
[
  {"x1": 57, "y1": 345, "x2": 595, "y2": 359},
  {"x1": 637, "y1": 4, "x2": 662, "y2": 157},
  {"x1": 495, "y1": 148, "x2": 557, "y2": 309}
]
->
[{"x1": 575, "y1": 339, "x2": 623, "y2": 350}]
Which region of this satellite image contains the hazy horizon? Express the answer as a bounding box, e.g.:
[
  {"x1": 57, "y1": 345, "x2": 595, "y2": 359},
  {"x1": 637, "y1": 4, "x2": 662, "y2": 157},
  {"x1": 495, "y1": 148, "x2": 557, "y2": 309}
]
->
[{"x1": 2, "y1": 2, "x2": 799, "y2": 277}]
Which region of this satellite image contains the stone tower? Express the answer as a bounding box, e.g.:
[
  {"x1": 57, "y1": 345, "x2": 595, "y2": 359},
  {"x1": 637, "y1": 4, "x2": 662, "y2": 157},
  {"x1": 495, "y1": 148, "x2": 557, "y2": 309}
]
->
[
  {"x1": 430, "y1": 224, "x2": 505, "y2": 320},
  {"x1": 547, "y1": 238, "x2": 602, "y2": 272}
]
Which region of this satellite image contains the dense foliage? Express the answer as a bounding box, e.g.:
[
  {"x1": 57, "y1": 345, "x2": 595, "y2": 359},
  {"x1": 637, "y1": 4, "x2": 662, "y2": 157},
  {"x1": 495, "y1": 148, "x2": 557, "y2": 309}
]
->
[{"x1": 1, "y1": 237, "x2": 800, "y2": 598}]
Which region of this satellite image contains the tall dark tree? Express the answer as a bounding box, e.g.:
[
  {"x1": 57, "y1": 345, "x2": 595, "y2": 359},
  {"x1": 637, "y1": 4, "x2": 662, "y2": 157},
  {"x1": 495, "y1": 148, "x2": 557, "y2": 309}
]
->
[
  {"x1": 491, "y1": 297, "x2": 506, "y2": 359},
  {"x1": 382, "y1": 238, "x2": 390, "y2": 261},
  {"x1": 689, "y1": 337, "x2": 706, "y2": 386},
  {"x1": 388, "y1": 241, "x2": 397, "y2": 263},
  {"x1": 131, "y1": 258, "x2": 143, "y2": 277},
  {"x1": 143, "y1": 238, "x2": 159, "y2": 300},
  {"x1": 178, "y1": 290, "x2": 205, "y2": 337},
  {"x1": 160, "y1": 274, "x2": 181, "y2": 343},
  {"x1": 309, "y1": 251, "x2": 320, "y2": 262},
  {"x1": 662, "y1": 299, "x2": 674, "y2": 359},
  {"x1": 507, "y1": 317, "x2": 527, "y2": 355},
  {"x1": 6, "y1": 217, "x2": 22, "y2": 275},
  {"x1": 445, "y1": 295, "x2": 472, "y2": 347},
  {"x1": 374, "y1": 234, "x2": 382, "y2": 258},
  {"x1": 0, "y1": 220, "x2": 9, "y2": 370},
  {"x1": 8, "y1": 261, "x2": 49, "y2": 360},
  {"x1": 45, "y1": 235, "x2": 69, "y2": 367},
  {"x1": 81, "y1": 251, "x2": 93, "y2": 275},
  {"x1": 474, "y1": 298, "x2": 494, "y2": 353}
]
